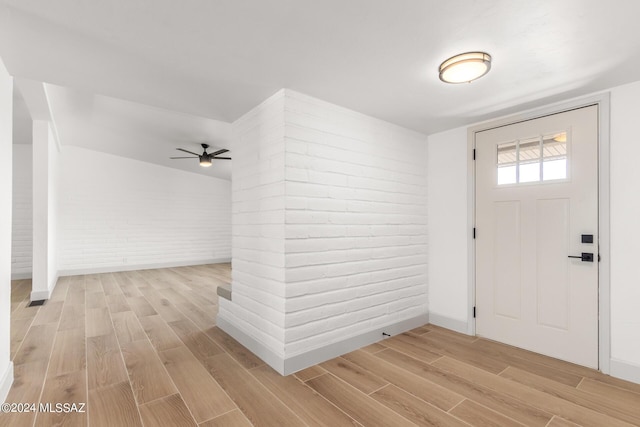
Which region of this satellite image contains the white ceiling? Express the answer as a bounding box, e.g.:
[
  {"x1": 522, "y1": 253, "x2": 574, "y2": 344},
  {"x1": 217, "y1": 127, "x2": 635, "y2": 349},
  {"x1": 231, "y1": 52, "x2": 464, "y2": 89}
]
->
[
  {"x1": 2, "y1": 0, "x2": 640, "y2": 178},
  {"x1": 44, "y1": 84, "x2": 232, "y2": 180}
]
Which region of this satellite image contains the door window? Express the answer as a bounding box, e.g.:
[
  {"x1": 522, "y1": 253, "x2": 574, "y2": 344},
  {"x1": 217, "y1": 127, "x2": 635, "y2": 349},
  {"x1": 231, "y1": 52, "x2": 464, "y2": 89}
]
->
[{"x1": 496, "y1": 132, "x2": 568, "y2": 185}]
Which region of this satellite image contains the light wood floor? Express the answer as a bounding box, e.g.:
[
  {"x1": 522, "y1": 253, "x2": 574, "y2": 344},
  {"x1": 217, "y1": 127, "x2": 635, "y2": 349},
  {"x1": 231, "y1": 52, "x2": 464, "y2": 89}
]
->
[{"x1": 3, "y1": 265, "x2": 640, "y2": 427}]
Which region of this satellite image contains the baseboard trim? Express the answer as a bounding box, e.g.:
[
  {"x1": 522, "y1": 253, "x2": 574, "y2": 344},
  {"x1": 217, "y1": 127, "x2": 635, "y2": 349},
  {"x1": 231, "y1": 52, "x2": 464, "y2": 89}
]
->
[
  {"x1": 30, "y1": 271, "x2": 59, "y2": 302},
  {"x1": 217, "y1": 313, "x2": 429, "y2": 375},
  {"x1": 30, "y1": 288, "x2": 52, "y2": 301},
  {"x1": 610, "y1": 358, "x2": 640, "y2": 384},
  {"x1": 0, "y1": 362, "x2": 14, "y2": 403},
  {"x1": 216, "y1": 317, "x2": 285, "y2": 373},
  {"x1": 284, "y1": 314, "x2": 429, "y2": 375},
  {"x1": 57, "y1": 258, "x2": 231, "y2": 277},
  {"x1": 428, "y1": 313, "x2": 469, "y2": 335},
  {"x1": 10, "y1": 272, "x2": 31, "y2": 280},
  {"x1": 216, "y1": 284, "x2": 232, "y2": 301}
]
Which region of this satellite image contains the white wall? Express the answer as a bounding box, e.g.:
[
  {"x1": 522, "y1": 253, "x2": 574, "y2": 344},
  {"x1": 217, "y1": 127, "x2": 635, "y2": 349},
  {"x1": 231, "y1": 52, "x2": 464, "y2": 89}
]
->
[
  {"x1": 57, "y1": 146, "x2": 231, "y2": 274},
  {"x1": 283, "y1": 90, "x2": 428, "y2": 356},
  {"x1": 31, "y1": 120, "x2": 58, "y2": 300},
  {"x1": 609, "y1": 80, "x2": 640, "y2": 382},
  {"x1": 11, "y1": 144, "x2": 32, "y2": 279},
  {"x1": 220, "y1": 89, "x2": 428, "y2": 374},
  {"x1": 47, "y1": 126, "x2": 59, "y2": 292},
  {"x1": 426, "y1": 126, "x2": 469, "y2": 332},
  {"x1": 427, "y1": 80, "x2": 640, "y2": 383},
  {"x1": 220, "y1": 90, "x2": 286, "y2": 365},
  {"x1": 0, "y1": 57, "x2": 14, "y2": 402}
]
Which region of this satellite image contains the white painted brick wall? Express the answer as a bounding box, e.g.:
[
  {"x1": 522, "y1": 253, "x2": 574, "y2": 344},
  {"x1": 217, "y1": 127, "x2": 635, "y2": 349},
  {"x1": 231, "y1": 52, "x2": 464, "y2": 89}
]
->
[
  {"x1": 220, "y1": 90, "x2": 287, "y2": 357},
  {"x1": 222, "y1": 89, "x2": 428, "y2": 366},
  {"x1": 283, "y1": 90, "x2": 428, "y2": 356},
  {"x1": 57, "y1": 146, "x2": 231, "y2": 273},
  {"x1": 11, "y1": 144, "x2": 32, "y2": 278}
]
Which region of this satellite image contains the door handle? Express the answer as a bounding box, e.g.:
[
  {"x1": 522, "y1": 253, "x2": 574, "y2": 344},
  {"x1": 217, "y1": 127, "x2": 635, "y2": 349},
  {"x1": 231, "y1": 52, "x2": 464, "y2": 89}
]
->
[{"x1": 568, "y1": 252, "x2": 594, "y2": 262}]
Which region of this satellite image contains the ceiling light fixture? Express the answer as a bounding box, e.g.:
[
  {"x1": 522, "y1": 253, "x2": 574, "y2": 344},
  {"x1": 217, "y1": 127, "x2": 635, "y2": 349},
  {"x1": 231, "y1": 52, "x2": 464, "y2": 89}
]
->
[
  {"x1": 199, "y1": 156, "x2": 212, "y2": 167},
  {"x1": 170, "y1": 144, "x2": 231, "y2": 167},
  {"x1": 439, "y1": 51, "x2": 492, "y2": 84}
]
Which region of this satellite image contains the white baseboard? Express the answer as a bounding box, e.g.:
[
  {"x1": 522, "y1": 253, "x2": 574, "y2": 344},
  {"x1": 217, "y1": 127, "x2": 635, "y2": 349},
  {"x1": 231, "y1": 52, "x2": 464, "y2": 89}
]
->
[
  {"x1": 0, "y1": 362, "x2": 13, "y2": 403},
  {"x1": 30, "y1": 286, "x2": 52, "y2": 301},
  {"x1": 610, "y1": 358, "x2": 640, "y2": 384},
  {"x1": 428, "y1": 313, "x2": 469, "y2": 335},
  {"x1": 30, "y1": 271, "x2": 59, "y2": 301},
  {"x1": 284, "y1": 314, "x2": 429, "y2": 374},
  {"x1": 216, "y1": 317, "x2": 285, "y2": 373},
  {"x1": 10, "y1": 272, "x2": 31, "y2": 280},
  {"x1": 57, "y1": 258, "x2": 231, "y2": 277},
  {"x1": 217, "y1": 313, "x2": 429, "y2": 375}
]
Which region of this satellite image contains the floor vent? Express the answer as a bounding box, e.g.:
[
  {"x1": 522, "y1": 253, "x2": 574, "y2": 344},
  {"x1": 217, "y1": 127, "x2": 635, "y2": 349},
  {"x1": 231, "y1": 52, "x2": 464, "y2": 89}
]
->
[{"x1": 28, "y1": 300, "x2": 46, "y2": 307}]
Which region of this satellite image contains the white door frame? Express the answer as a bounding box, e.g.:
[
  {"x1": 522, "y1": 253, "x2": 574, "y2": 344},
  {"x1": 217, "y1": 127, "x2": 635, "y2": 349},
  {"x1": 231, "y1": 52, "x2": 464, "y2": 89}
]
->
[{"x1": 466, "y1": 92, "x2": 611, "y2": 373}]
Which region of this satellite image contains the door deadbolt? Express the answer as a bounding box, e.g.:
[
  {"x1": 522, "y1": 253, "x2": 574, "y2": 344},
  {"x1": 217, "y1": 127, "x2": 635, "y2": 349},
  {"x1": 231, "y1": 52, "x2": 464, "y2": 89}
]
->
[{"x1": 581, "y1": 234, "x2": 594, "y2": 244}]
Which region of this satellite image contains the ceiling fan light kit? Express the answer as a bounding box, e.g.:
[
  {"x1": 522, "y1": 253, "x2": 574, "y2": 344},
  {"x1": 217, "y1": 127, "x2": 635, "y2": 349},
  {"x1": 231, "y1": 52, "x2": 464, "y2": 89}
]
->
[
  {"x1": 439, "y1": 51, "x2": 492, "y2": 84},
  {"x1": 170, "y1": 143, "x2": 231, "y2": 167}
]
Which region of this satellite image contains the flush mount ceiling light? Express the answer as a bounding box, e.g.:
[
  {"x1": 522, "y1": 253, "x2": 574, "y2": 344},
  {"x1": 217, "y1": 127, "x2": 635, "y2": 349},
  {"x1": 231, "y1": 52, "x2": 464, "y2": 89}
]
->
[{"x1": 439, "y1": 51, "x2": 492, "y2": 84}]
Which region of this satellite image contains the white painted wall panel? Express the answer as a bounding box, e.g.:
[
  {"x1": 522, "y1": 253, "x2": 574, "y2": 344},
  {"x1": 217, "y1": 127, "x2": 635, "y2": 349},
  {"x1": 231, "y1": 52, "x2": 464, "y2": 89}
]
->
[
  {"x1": 11, "y1": 144, "x2": 32, "y2": 278},
  {"x1": 426, "y1": 126, "x2": 469, "y2": 326},
  {"x1": 32, "y1": 120, "x2": 56, "y2": 299},
  {"x1": 57, "y1": 146, "x2": 231, "y2": 274},
  {"x1": 47, "y1": 126, "x2": 60, "y2": 293},
  {"x1": 0, "y1": 59, "x2": 14, "y2": 401},
  {"x1": 610, "y1": 80, "x2": 640, "y2": 369}
]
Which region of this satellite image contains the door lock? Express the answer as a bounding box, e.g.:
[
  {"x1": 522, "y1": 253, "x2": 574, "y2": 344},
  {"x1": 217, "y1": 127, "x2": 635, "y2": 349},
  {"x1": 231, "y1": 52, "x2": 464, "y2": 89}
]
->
[
  {"x1": 568, "y1": 252, "x2": 594, "y2": 262},
  {"x1": 581, "y1": 234, "x2": 594, "y2": 244}
]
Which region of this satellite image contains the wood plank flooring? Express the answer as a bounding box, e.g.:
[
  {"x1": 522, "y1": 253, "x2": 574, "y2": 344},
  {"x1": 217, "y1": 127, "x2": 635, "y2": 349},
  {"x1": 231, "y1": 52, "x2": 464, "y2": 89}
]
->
[{"x1": 3, "y1": 264, "x2": 640, "y2": 426}]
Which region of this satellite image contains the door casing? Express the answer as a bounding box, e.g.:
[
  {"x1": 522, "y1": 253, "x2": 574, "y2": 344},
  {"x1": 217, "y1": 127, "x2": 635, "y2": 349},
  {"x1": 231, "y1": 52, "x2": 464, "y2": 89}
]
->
[{"x1": 466, "y1": 92, "x2": 611, "y2": 373}]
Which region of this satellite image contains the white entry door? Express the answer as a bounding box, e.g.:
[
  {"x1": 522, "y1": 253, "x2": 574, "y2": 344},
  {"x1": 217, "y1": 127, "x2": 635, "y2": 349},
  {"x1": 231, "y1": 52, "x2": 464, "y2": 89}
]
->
[{"x1": 475, "y1": 105, "x2": 599, "y2": 368}]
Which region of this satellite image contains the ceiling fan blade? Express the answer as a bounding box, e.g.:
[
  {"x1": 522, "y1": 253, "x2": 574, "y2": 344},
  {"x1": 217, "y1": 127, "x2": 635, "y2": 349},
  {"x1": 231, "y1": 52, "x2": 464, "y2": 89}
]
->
[
  {"x1": 176, "y1": 148, "x2": 200, "y2": 156},
  {"x1": 211, "y1": 149, "x2": 229, "y2": 156},
  {"x1": 212, "y1": 156, "x2": 232, "y2": 160},
  {"x1": 170, "y1": 156, "x2": 198, "y2": 159}
]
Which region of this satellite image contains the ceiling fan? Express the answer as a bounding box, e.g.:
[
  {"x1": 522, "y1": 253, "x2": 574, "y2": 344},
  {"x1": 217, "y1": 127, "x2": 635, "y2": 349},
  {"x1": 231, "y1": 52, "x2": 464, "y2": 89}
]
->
[{"x1": 170, "y1": 143, "x2": 231, "y2": 168}]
